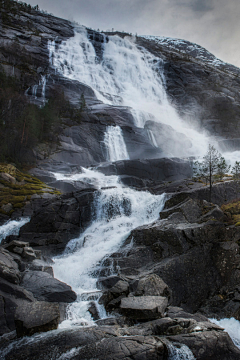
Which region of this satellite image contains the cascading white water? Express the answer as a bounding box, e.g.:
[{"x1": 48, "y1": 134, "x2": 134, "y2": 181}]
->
[
  {"x1": 104, "y1": 125, "x2": 129, "y2": 161},
  {"x1": 52, "y1": 168, "x2": 166, "y2": 327},
  {"x1": 49, "y1": 25, "x2": 209, "y2": 157},
  {"x1": 40, "y1": 75, "x2": 46, "y2": 100},
  {"x1": 210, "y1": 318, "x2": 240, "y2": 349},
  {"x1": 147, "y1": 129, "x2": 158, "y2": 148},
  {"x1": 32, "y1": 84, "x2": 38, "y2": 99},
  {"x1": 0, "y1": 217, "x2": 30, "y2": 244},
  {"x1": 167, "y1": 343, "x2": 196, "y2": 360},
  {"x1": 48, "y1": 39, "x2": 56, "y2": 65}
]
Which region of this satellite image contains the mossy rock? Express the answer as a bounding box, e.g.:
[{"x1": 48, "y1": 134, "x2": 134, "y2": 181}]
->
[{"x1": 0, "y1": 164, "x2": 61, "y2": 214}]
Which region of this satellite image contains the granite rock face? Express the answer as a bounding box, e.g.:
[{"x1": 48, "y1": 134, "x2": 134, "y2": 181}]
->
[
  {"x1": 0, "y1": 242, "x2": 76, "y2": 338},
  {"x1": 17, "y1": 188, "x2": 96, "y2": 255}
]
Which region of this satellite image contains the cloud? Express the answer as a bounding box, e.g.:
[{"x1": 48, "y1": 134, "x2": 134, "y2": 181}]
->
[{"x1": 28, "y1": 0, "x2": 240, "y2": 67}]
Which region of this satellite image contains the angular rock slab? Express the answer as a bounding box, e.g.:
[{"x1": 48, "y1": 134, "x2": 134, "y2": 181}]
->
[
  {"x1": 14, "y1": 301, "x2": 60, "y2": 337},
  {"x1": 120, "y1": 296, "x2": 168, "y2": 320},
  {"x1": 21, "y1": 271, "x2": 77, "y2": 303}
]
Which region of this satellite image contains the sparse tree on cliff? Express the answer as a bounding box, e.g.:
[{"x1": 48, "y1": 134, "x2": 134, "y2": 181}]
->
[
  {"x1": 193, "y1": 144, "x2": 230, "y2": 202},
  {"x1": 231, "y1": 161, "x2": 240, "y2": 179}
]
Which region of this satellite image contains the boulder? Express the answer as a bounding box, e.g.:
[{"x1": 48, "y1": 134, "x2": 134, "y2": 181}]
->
[
  {"x1": 119, "y1": 296, "x2": 168, "y2": 319},
  {"x1": 132, "y1": 274, "x2": 171, "y2": 300},
  {"x1": 14, "y1": 301, "x2": 60, "y2": 337},
  {"x1": 166, "y1": 331, "x2": 240, "y2": 360},
  {"x1": 0, "y1": 249, "x2": 20, "y2": 284},
  {"x1": 18, "y1": 188, "x2": 96, "y2": 256},
  {"x1": 21, "y1": 270, "x2": 77, "y2": 303}
]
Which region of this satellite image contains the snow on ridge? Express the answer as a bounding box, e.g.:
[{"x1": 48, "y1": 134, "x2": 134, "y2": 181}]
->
[{"x1": 140, "y1": 35, "x2": 231, "y2": 69}]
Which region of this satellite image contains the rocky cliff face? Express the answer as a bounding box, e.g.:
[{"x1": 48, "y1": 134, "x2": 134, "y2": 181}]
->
[
  {"x1": 138, "y1": 36, "x2": 240, "y2": 141},
  {"x1": 2, "y1": 1, "x2": 240, "y2": 169}
]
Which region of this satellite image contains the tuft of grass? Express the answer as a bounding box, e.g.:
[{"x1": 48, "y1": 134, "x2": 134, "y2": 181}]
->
[
  {"x1": 0, "y1": 164, "x2": 61, "y2": 214},
  {"x1": 221, "y1": 198, "x2": 240, "y2": 226}
]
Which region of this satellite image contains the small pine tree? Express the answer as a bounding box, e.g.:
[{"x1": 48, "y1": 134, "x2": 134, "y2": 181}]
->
[
  {"x1": 231, "y1": 161, "x2": 240, "y2": 179},
  {"x1": 79, "y1": 93, "x2": 86, "y2": 112}
]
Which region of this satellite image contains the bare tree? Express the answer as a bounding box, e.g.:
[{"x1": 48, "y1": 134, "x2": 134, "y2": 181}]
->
[{"x1": 194, "y1": 144, "x2": 230, "y2": 202}]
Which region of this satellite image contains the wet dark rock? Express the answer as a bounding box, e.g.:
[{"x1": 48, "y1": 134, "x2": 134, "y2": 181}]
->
[
  {"x1": 21, "y1": 270, "x2": 77, "y2": 303},
  {"x1": 132, "y1": 274, "x2": 171, "y2": 300},
  {"x1": 0, "y1": 278, "x2": 35, "y2": 302},
  {"x1": 119, "y1": 296, "x2": 168, "y2": 320},
  {"x1": 18, "y1": 188, "x2": 96, "y2": 256},
  {"x1": 14, "y1": 301, "x2": 60, "y2": 337},
  {"x1": 167, "y1": 331, "x2": 240, "y2": 360},
  {"x1": 163, "y1": 180, "x2": 240, "y2": 207},
  {"x1": 96, "y1": 158, "x2": 192, "y2": 183},
  {"x1": 0, "y1": 249, "x2": 20, "y2": 285},
  {"x1": 88, "y1": 301, "x2": 100, "y2": 321},
  {"x1": 97, "y1": 275, "x2": 123, "y2": 290}
]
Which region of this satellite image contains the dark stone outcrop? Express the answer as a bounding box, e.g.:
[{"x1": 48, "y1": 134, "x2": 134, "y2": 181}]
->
[
  {"x1": 17, "y1": 188, "x2": 96, "y2": 255},
  {"x1": 1, "y1": 309, "x2": 240, "y2": 359},
  {"x1": 96, "y1": 158, "x2": 192, "y2": 183},
  {"x1": 102, "y1": 193, "x2": 240, "y2": 318},
  {"x1": 0, "y1": 242, "x2": 76, "y2": 339},
  {"x1": 14, "y1": 301, "x2": 60, "y2": 337},
  {"x1": 119, "y1": 295, "x2": 168, "y2": 320},
  {"x1": 21, "y1": 271, "x2": 76, "y2": 303}
]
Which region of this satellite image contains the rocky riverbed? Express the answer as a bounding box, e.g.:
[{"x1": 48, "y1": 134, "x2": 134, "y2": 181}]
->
[{"x1": 1, "y1": 169, "x2": 240, "y2": 359}]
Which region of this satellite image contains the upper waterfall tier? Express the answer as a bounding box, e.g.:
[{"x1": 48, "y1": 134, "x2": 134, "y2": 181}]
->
[{"x1": 48, "y1": 26, "x2": 210, "y2": 157}]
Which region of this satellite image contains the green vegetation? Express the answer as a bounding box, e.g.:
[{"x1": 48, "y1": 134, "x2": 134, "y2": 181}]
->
[
  {"x1": 0, "y1": 164, "x2": 61, "y2": 215},
  {"x1": 0, "y1": 0, "x2": 40, "y2": 27},
  {"x1": 231, "y1": 161, "x2": 240, "y2": 179},
  {"x1": 221, "y1": 199, "x2": 240, "y2": 226}
]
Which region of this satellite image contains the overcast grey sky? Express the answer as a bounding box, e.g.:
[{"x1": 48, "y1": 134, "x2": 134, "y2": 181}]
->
[{"x1": 28, "y1": 0, "x2": 240, "y2": 67}]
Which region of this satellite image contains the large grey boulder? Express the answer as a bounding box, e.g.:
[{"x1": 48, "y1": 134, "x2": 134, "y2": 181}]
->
[
  {"x1": 21, "y1": 271, "x2": 77, "y2": 303},
  {"x1": 14, "y1": 301, "x2": 60, "y2": 337},
  {"x1": 119, "y1": 296, "x2": 168, "y2": 320},
  {"x1": 0, "y1": 248, "x2": 20, "y2": 284},
  {"x1": 132, "y1": 274, "x2": 171, "y2": 300},
  {"x1": 18, "y1": 188, "x2": 96, "y2": 256}
]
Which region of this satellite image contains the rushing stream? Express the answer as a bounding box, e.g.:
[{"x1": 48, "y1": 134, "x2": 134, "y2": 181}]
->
[
  {"x1": 0, "y1": 217, "x2": 30, "y2": 244},
  {"x1": 52, "y1": 168, "x2": 166, "y2": 327}
]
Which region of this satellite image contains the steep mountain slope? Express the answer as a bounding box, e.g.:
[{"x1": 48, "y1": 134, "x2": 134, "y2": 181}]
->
[
  {"x1": 138, "y1": 36, "x2": 240, "y2": 142},
  {"x1": 1, "y1": 0, "x2": 240, "y2": 169}
]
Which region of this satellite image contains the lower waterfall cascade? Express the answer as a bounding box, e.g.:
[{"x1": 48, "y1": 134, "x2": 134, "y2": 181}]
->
[{"x1": 52, "y1": 168, "x2": 166, "y2": 327}]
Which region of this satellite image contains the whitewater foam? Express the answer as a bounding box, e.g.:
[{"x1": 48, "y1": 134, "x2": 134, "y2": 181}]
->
[{"x1": 52, "y1": 168, "x2": 166, "y2": 327}]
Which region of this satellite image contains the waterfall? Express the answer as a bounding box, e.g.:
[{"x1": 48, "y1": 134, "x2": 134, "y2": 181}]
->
[
  {"x1": 49, "y1": 25, "x2": 209, "y2": 157},
  {"x1": 52, "y1": 168, "x2": 166, "y2": 327},
  {"x1": 104, "y1": 125, "x2": 129, "y2": 161},
  {"x1": 210, "y1": 318, "x2": 240, "y2": 349},
  {"x1": 32, "y1": 84, "x2": 38, "y2": 98},
  {"x1": 48, "y1": 39, "x2": 56, "y2": 65},
  {"x1": 0, "y1": 217, "x2": 30, "y2": 244},
  {"x1": 147, "y1": 129, "x2": 158, "y2": 148},
  {"x1": 40, "y1": 75, "x2": 46, "y2": 99},
  {"x1": 167, "y1": 343, "x2": 196, "y2": 360}
]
